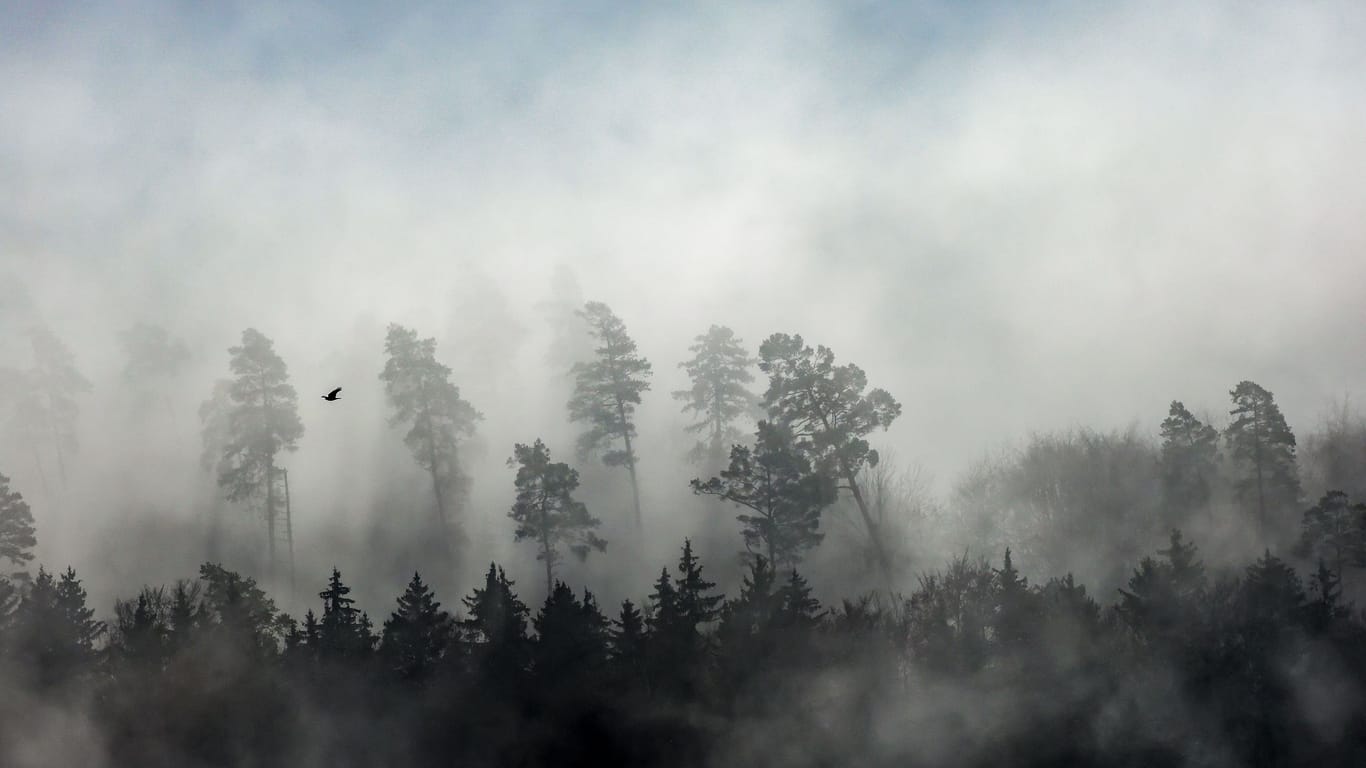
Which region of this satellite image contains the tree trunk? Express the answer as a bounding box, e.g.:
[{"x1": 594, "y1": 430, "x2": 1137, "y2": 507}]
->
[
  {"x1": 616, "y1": 396, "x2": 643, "y2": 530},
  {"x1": 265, "y1": 456, "x2": 276, "y2": 582},
  {"x1": 841, "y1": 460, "x2": 894, "y2": 585}
]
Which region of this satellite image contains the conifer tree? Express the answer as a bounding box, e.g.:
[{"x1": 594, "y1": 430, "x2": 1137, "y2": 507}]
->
[
  {"x1": 198, "y1": 562, "x2": 290, "y2": 656},
  {"x1": 673, "y1": 325, "x2": 759, "y2": 466},
  {"x1": 381, "y1": 572, "x2": 453, "y2": 681},
  {"x1": 607, "y1": 598, "x2": 648, "y2": 694},
  {"x1": 10, "y1": 566, "x2": 105, "y2": 688},
  {"x1": 531, "y1": 582, "x2": 610, "y2": 690},
  {"x1": 1159, "y1": 400, "x2": 1219, "y2": 524},
  {"x1": 380, "y1": 324, "x2": 482, "y2": 542},
  {"x1": 317, "y1": 568, "x2": 374, "y2": 660},
  {"x1": 675, "y1": 539, "x2": 723, "y2": 630},
  {"x1": 568, "y1": 302, "x2": 652, "y2": 529},
  {"x1": 461, "y1": 563, "x2": 531, "y2": 684},
  {"x1": 119, "y1": 322, "x2": 190, "y2": 421},
  {"x1": 211, "y1": 330, "x2": 304, "y2": 577},
  {"x1": 758, "y1": 333, "x2": 902, "y2": 580},
  {"x1": 1225, "y1": 380, "x2": 1302, "y2": 537},
  {"x1": 1298, "y1": 491, "x2": 1366, "y2": 577},
  {"x1": 991, "y1": 548, "x2": 1036, "y2": 651},
  {"x1": 0, "y1": 473, "x2": 36, "y2": 579},
  {"x1": 508, "y1": 439, "x2": 607, "y2": 592},
  {"x1": 25, "y1": 324, "x2": 92, "y2": 486},
  {"x1": 692, "y1": 421, "x2": 836, "y2": 569}
]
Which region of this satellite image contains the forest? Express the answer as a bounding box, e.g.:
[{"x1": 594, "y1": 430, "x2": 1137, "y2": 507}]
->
[
  {"x1": 6, "y1": 2, "x2": 1366, "y2": 766},
  {"x1": 1, "y1": 305, "x2": 1365, "y2": 767}
]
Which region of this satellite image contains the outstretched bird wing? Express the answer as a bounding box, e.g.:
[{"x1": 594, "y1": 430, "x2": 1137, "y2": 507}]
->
[{"x1": 327, "y1": 387, "x2": 342, "y2": 398}]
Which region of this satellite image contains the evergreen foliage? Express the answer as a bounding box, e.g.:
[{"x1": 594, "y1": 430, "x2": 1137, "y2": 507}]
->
[
  {"x1": 673, "y1": 325, "x2": 759, "y2": 466},
  {"x1": 508, "y1": 439, "x2": 607, "y2": 591}
]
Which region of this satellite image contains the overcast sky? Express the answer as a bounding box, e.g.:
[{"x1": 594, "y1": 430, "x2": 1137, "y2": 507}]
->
[{"x1": 3, "y1": 1, "x2": 1365, "y2": 594}]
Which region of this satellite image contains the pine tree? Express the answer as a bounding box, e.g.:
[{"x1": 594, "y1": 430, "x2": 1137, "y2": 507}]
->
[
  {"x1": 1298, "y1": 491, "x2": 1365, "y2": 577},
  {"x1": 1159, "y1": 400, "x2": 1219, "y2": 525},
  {"x1": 1226, "y1": 381, "x2": 1302, "y2": 537},
  {"x1": 461, "y1": 563, "x2": 530, "y2": 684},
  {"x1": 119, "y1": 322, "x2": 191, "y2": 421},
  {"x1": 198, "y1": 562, "x2": 290, "y2": 656},
  {"x1": 381, "y1": 572, "x2": 454, "y2": 681},
  {"x1": 380, "y1": 324, "x2": 482, "y2": 543},
  {"x1": 508, "y1": 439, "x2": 607, "y2": 592},
  {"x1": 0, "y1": 473, "x2": 36, "y2": 578},
  {"x1": 568, "y1": 301, "x2": 653, "y2": 530},
  {"x1": 673, "y1": 325, "x2": 759, "y2": 466},
  {"x1": 758, "y1": 333, "x2": 902, "y2": 580},
  {"x1": 25, "y1": 324, "x2": 92, "y2": 486},
  {"x1": 112, "y1": 587, "x2": 170, "y2": 669},
  {"x1": 692, "y1": 421, "x2": 836, "y2": 569},
  {"x1": 211, "y1": 330, "x2": 304, "y2": 578}
]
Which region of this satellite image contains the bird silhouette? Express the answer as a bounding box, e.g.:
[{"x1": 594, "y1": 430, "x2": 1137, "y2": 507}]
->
[{"x1": 322, "y1": 387, "x2": 342, "y2": 401}]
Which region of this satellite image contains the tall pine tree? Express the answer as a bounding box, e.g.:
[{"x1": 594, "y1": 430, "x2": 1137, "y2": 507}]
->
[
  {"x1": 567, "y1": 302, "x2": 652, "y2": 530},
  {"x1": 673, "y1": 325, "x2": 759, "y2": 466},
  {"x1": 211, "y1": 329, "x2": 303, "y2": 578},
  {"x1": 380, "y1": 324, "x2": 482, "y2": 544},
  {"x1": 1225, "y1": 381, "x2": 1301, "y2": 538},
  {"x1": 508, "y1": 439, "x2": 607, "y2": 592},
  {"x1": 1159, "y1": 400, "x2": 1219, "y2": 525},
  {"x1": 758, "y1": 334, "x2": 902, "y2": 580},
  {"x1": 25, "y1": 324, "x2": 92, "y2": 486}
]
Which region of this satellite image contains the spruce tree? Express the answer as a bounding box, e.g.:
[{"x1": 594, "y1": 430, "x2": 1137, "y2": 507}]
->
[
  {"x1": 212, "y1": 329, "x2": 304, "y2": 578},
  {"x1": 461, "y1": 563, "x2": 530, "y2": 684},
  {"x1": 1225, "y1": 380, "x2": 1301, "y2": 537},
  {"x1": 673, "y1": 325, "x2": 759, "y2": 466},
  {"x1": 381, "y1": 572, "x2": 454, "y2": 681},
  {"x1": 508, "y1": 439, "x2": 607, "y2": 592},
  {"x1": 0, "y1": 473, "x2": 36, "y2": 579},
  {"x1": 610, "y1": 599, "x2": 648, "y2": 689},
  {"x1": 531, "y1": 582, "x2": 610, "y2": 690},
  {"x1": 317, "y1": 568, "x2": 374, "y2": 660},
  {"x1": 380, "y1": 324, "x2": 482, "y2": 542},
  {"x1": 692, "y1": 421, "x2": 836, "y2": 570},
  {"x1": 10, "y1": 566, "x2": 105, "y2": 688},
  {"x1": 567, "y1": 301, "x2": 652, "y2": 530},
  {"x1": 758, "y1": 333, "x2": 902, "y2": 580},
  {"x1": 991, "y1": 548, "x2": 1036, "y2": 651},
  {"x1": 1298, "y1": 491, "x2": 1365, "y2": 577},
  {"x1": 1159, "y1": 400, "x2": 1219, "y2": 525}
]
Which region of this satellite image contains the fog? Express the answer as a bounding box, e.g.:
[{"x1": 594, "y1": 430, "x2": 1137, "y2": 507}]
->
[{"x1": 2, "y1": 3, "x2": 1366, "y2": 764}]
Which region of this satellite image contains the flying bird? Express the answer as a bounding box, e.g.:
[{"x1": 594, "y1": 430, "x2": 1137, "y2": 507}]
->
[{"x1": 322, "y1": 387, "x2": 342, "y2": 401}]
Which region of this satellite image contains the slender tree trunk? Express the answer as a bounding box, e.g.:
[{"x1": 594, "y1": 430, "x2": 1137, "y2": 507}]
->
[
  {"x1": 1254, "y1": 403, "x2": 1266, "y2": 538},
  {"x1": 265, "y1": 456, "x2": 276, "y2": 582},
  {"x1": 540, "y1": 489, "x2": 553, "y2": 593},
  {"x1": 841, "y1": 460, "x2": 894, "y2": 584},
  {"x1": 51, "y1": 435, "x2": 67, "y2": 486},
  {"x1": 616, "y1": 395, "x2": 643, "y2": 530}
]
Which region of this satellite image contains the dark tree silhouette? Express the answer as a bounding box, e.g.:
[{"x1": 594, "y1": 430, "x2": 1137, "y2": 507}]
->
[
  {"x1": 8, "y1": 566, "x2": 104, "y2": 689},
  {"x1": 508, "y1": 439, "x2": 607, "y2": 592},
  {"x1": 1159, "y1": 400, "x2": 1219, "y2": 525},
  {"x1": 758, "y1": 333, "x2": 901, "y2": 580},
  {"x1": 316, "y1": 568, "x2": 375, "y2": 661},
  {"x1": 380, "y1": 572, "x2": 455, "y2": 682},
  {"x1": 210, "y1": 329, "x2": 304, "y2": 578},
  {"x1": 0, "y1": 473, "x2": 36, "y2": 579},
  {"x1": 1298, "y1": 490, "x2": 1366, "y2": 577},
  {"x1": 531, "y1": 582, "x2": 610, "y2": 692},
  {"x1": 461, "y1": 563, "x2": 531, "y2": 685},
  {"x1": 674, "y1": 325, "x2": 759, "y2": 466},
  {"x1": 691, "y1": 421, "x2": 836, "y2": 569},
  {"x1": 568, "y1": 301, "x2": 652, "y2": 530},
  {"x1": 1226, "y1": 380, "x2": 1301, "y2": 537},
  {"x1": 380, "y1": 324, "x2": 482, "y2": 544}
]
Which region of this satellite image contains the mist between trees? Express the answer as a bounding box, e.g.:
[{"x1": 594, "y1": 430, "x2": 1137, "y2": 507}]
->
[{"x1": 2, "y1": 300, "x2": 1366, "y2": 766}]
